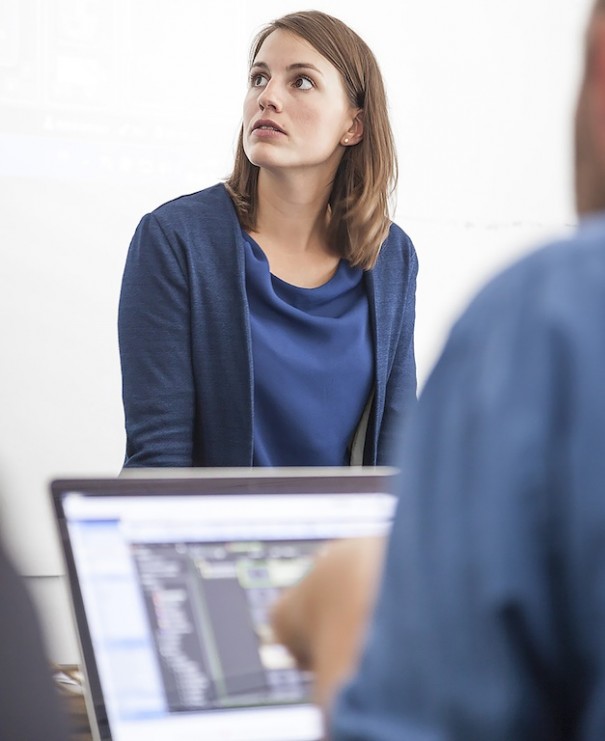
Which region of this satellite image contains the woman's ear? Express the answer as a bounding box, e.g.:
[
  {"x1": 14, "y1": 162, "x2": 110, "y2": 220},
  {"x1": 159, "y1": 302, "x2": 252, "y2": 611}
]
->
[{"x1": 342, "y1": 110, "x2": 364, "y2": 146}]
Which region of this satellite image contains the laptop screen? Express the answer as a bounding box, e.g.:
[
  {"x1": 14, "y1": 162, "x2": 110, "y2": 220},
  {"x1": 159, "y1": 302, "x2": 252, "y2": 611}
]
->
[{"x1": 51, "y1": 468, "x2": 397, "y2": 741}]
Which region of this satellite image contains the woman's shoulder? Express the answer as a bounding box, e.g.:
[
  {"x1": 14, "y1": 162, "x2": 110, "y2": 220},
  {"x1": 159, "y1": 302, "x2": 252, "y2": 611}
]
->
[
  {"x1": 374, "y1": 221, "x2": 417, "y2": 271},
  {"x1": 130, "y1": 183, "x2": 243, "y2": 266},
  {"x1": 384, "y1": 220, "x2": 415, "y2": 250},
  {"x1": 150, "y1": 182, "x2": 236, "y2": 224}
]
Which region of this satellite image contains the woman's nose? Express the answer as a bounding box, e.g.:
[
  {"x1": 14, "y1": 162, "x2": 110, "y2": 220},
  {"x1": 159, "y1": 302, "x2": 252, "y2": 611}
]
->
[{"x1": 258, "y1": 80, "x2": 282, "y2": 112}]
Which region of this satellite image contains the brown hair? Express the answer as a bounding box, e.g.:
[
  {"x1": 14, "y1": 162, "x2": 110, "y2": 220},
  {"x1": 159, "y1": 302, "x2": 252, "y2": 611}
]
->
[{"x1": 224, "y1": 10, "x2": 397, "y2": 269}]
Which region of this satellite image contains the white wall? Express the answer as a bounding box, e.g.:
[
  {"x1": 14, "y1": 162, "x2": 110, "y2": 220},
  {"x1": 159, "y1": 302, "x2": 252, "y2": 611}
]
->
[{"x1": 0, "y1": 0, "x2": 595, "y2": 662}]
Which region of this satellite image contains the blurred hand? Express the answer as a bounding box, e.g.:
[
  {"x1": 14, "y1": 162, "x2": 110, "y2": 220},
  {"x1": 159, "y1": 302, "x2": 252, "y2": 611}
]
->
[{"x1": 270, "y1": 536, "x2": 386, "y2": 714}]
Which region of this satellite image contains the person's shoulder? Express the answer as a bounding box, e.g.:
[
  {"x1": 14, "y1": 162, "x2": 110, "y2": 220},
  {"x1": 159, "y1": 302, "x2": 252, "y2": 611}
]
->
[
  {"x1": 133, "y1": 183, "x2": 240, "y2": 246},
  {"x1": 458, "y1": 215, "x2": 605, "y2": 335},
  {"x1": 129, "y1": 183, "x2": 241, "y2": 256},
  {"x1": 383, "y1": 221, "x2": 415, "y2": 253},
  {"x1": 150, "y1": 182, "x2": 236, "y2": 223},
  {"x1": 373, "y1": 221, "x2": 417, "y2": 272},
  {"x1": 480, "y1": 217, "x2": 604, "y2": 299}
]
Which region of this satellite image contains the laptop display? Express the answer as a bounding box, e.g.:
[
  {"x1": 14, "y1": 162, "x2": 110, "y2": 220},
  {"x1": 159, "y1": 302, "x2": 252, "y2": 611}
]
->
[{"x1": 51, "y1": 468, "x2": 397, "y2": 741}]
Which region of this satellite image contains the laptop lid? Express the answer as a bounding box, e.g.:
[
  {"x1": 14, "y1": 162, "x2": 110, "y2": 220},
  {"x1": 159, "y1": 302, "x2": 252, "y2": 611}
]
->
[{"x1": 51, "y1": 467, "x2": 397, "y2": 741}]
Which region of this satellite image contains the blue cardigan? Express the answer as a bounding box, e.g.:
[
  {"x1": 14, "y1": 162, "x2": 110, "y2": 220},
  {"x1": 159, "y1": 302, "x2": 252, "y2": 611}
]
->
[{"x1": 118, "y1": 183, "x2": 418, "y2": 467}]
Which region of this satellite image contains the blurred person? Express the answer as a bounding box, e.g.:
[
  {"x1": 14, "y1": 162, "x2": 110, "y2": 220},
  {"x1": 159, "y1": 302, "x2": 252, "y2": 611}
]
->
[
  {"x1": 271, "y1": 1, "x2": 605, "y2": 738},
  {"x1": 0, "y1": 538, "x2": 68, "y2": 740},
  {"x1": 118, "y1": 10, "x2": 417, "y2": 469}
]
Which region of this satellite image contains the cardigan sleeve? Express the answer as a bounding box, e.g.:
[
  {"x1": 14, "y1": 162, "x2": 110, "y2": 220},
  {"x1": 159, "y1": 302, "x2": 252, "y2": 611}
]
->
[
  {"x1": 118, "y1": 212, "x2": 195, "y2": 467},
  {"x1": 374, "y1": 232, "x2": 418, "y2": 466}
]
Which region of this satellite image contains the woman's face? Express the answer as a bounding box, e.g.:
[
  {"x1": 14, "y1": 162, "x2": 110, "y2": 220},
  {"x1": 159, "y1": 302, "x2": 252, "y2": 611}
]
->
[{"x1": 243, "y1": 29, "x2": 360, "y2": 180}]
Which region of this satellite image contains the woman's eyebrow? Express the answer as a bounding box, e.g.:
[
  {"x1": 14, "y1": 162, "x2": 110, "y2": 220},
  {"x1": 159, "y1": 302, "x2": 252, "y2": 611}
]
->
[{"x1": 250, "y1": 60, "x2": 324, "y2": 76}]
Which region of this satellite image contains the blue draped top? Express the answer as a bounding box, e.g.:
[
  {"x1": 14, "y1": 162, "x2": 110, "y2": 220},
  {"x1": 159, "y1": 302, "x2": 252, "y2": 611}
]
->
[{"x1": 243, "y1": 232, "x2": 373, "y2": 466}]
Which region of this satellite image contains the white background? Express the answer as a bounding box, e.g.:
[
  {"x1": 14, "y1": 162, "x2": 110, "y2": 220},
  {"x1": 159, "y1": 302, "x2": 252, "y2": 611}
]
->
[{"x1": 0, "y1": 0, "x2": 594, "y2": 661}]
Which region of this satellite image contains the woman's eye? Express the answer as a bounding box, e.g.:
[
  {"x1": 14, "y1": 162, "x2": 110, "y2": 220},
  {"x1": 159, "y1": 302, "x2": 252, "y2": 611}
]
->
[
  {"x1": 293, "y1": 76, "x2": 313, "y2": 90},
  {"x1": 251, "y1": 73, "x2": 267, "y2": 87}
]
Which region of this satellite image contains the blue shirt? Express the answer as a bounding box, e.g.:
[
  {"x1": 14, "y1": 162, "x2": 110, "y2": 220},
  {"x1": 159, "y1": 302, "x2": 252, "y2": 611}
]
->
[
  {"x1": 244, "y1": 233, "x2": 373, "y2": 466},
  {"x1": 331, "y1": 215, "x2": 605, "y2": 739}
]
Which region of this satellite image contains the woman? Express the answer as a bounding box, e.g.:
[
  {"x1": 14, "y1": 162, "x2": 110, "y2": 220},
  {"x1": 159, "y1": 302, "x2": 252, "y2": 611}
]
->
[{"x1": 118, "y1": 10, "x2": 418, "y2": 468}]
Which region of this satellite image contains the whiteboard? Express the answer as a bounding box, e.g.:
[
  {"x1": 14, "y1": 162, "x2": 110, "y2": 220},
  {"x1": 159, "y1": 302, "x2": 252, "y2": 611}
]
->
[{"x1": 0, "y1": 0, "x2": 594, "y2": 659}]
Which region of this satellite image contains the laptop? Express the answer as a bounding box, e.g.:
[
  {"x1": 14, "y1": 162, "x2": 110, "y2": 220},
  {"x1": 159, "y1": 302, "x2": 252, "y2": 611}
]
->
[{"x1": 51, "y1": 467, "x2": 398, "y2": 741}]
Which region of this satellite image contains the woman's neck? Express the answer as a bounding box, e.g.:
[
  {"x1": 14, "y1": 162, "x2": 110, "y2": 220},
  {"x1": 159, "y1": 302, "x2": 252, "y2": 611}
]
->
[
  {"x1": 248, "y1": 171, "x2": 340, "y2": 287},
  {"x1": 254, "y1": 170, "x2": 333, "y2": 249}
]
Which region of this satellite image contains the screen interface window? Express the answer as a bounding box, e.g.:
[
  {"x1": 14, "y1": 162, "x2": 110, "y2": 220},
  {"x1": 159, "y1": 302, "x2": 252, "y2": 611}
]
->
[{"x1": 63, "y1": 491, "x2": 395, "y2": 740}]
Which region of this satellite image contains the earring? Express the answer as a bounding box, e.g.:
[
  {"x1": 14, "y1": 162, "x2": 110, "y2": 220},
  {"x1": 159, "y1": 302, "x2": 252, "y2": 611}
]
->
[{"x1": 344, "y1": 138, "x2": 349, "y2": 144}]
